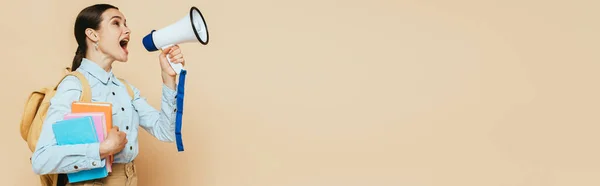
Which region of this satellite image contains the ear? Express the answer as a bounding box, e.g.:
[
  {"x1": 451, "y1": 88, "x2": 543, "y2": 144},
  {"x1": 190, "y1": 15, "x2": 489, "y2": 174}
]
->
[{"x1": 85, "y1": 28, "x2": 99, "y2": 42}]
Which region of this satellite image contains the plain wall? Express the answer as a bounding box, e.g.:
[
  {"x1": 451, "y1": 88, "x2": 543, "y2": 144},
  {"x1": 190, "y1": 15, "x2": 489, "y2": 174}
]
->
[{"x1": 1, "y1": 0, "x2": 599, "y2": 185}]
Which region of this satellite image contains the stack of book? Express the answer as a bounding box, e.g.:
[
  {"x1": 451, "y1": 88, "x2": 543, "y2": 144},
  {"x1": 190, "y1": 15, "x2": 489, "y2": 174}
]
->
[{"x1": 52, "y1": 102, "x2": 114, "y2": 183}]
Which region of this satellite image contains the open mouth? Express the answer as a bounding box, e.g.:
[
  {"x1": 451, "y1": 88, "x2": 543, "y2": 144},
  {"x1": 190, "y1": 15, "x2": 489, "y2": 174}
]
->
[{"x1": 119, "y1": 38, "x2": 129, "y2": 53}]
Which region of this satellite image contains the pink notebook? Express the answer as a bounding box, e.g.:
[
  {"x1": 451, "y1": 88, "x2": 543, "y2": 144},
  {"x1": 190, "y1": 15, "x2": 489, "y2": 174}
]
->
[{"x1": 64, "y1": 112, "x2": 111, "y2": 172}]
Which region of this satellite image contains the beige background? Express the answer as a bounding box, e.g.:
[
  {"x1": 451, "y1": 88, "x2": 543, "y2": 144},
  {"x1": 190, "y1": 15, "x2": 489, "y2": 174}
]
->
[{"x1": 1, "y1": 0, "x2": 599, "y2": 185}]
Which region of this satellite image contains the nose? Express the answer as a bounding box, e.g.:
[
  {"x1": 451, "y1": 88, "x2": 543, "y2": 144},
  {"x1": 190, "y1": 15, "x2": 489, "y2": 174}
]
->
[{"x1": 124, "y1": 27, "x2": 131, "y2": 35}]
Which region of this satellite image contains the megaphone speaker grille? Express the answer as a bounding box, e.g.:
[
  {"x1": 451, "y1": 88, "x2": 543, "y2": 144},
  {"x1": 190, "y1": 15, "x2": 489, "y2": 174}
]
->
[{"x1": 190, "y1": 7, "x2": 209, "y2": 45}]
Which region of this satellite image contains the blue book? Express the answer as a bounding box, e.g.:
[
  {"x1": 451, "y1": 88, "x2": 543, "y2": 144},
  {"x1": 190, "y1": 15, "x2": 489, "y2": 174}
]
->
[{"x1": 52, "y1": 116, "x2": 108, "y2": 183}]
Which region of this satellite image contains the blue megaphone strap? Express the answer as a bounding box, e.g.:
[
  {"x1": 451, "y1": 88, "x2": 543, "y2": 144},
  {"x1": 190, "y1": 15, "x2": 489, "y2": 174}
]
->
[{"x1": 175, "y1": 69, "x2": 187, "y2": 152}]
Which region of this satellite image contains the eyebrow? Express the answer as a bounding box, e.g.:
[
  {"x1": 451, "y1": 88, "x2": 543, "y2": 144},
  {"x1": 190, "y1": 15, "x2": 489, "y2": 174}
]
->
[{"x1": 110, "y1": 16, "x2": 126, "y2": 22}]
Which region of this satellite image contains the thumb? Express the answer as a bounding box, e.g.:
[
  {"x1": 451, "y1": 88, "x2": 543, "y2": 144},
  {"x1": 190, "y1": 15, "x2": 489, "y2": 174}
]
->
[{"x1": 113, "y1": 126, "x2": 120, "y2": 132}]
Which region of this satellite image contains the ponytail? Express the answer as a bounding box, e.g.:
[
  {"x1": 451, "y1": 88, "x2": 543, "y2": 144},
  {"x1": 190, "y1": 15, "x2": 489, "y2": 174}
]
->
[{"x1": 71, "y1": 46, "x2": 85, "y2": 71}]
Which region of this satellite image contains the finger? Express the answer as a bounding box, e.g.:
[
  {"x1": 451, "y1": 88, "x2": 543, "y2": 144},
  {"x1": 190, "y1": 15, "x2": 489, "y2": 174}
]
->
[
  {"x1": 113, "y1": 126, "x2": 120, "y2": 132},
  {"x1": 169, "y1": 53, "x2": 183, "y2": 61},
  {"x1": 171, "y1": 58, "x2": 185, "y2": 64},
  {"x1": 169, "y1": 48, "x2": 181, "y2": 56}
]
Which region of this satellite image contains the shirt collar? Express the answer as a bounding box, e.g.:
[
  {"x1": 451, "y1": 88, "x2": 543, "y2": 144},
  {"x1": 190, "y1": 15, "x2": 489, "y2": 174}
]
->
[{"x1": 78, "y1": 58, "x2": 121, "y2": 86}]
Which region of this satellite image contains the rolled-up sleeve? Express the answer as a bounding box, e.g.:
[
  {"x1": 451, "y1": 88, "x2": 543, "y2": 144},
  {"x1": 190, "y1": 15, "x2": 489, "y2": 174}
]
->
[
  {"x1": 31, "y1": 76, "x2": 105, "y2": 175},
  {"x1": 132, "y1": 83, "x2": 177, "y2": 142}
]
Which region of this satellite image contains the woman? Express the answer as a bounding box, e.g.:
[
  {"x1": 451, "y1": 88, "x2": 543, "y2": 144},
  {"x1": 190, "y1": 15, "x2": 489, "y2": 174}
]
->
[{"x1": 31, "y1": 4, "x2": 184, "y2": 186}]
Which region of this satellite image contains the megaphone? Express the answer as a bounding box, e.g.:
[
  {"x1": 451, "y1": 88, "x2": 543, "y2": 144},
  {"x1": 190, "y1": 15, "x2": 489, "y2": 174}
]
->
[{"x1": 142, "y1": 6, "x2": 209, "y2": 74}]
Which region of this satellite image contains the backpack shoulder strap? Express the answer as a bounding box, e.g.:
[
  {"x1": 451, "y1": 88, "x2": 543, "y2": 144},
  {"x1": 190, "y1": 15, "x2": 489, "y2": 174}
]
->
[
  {"x1": 55, "y1": 70, "x2": 92, "y2": 102},
  {"x1": 117, "y1": 78, "x2": 135, "y2": 101}
]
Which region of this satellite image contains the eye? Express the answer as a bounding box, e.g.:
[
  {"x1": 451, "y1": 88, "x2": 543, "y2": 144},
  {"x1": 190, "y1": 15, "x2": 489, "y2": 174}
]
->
[{"x1": 113, "y1": 21, "x2": 120, "y2": 26}]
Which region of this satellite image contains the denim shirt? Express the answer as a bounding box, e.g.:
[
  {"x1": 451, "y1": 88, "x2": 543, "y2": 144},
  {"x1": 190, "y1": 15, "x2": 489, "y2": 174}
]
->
[{"x1": 31, "y1": 58, "x2": 177, "y2": 175}]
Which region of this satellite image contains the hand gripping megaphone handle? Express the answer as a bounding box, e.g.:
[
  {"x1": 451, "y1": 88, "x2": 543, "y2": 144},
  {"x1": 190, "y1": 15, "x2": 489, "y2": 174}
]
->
[{"x1": 161, "y1": 44, "x2": 184, "y2": 75}]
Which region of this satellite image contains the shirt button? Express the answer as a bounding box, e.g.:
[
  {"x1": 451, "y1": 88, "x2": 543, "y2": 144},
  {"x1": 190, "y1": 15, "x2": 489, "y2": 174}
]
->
[
  {"x1": 174, "y1": 108, "x2": 177, "y2": 112},
  {"x1": 130, "y1": 146, "x2": 133, "y2": 150},
  {"x1": 112, "y1": 92, "x2": 115, "y2": 96},
  {"x1": 92, "y1": 162, "x2": 97, "y2": 166},
  {"x1": 74, "y1": 165, "x2": 78, "y2": 169},
  {"x1": 126, "y1": 126, "x2": 129, "y2": 130},
  {"x1": 121, "y1": 107, "x2": 125, "y2": 111}
]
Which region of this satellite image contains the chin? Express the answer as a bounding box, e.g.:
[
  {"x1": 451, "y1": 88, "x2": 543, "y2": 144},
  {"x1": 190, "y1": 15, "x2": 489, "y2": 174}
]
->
[
  {"x1": 115, "y1": 54, "x2": 128, "y2": 62},
  {"x1": 113, "y1": 58, "x2": 127, "y2": 62}
]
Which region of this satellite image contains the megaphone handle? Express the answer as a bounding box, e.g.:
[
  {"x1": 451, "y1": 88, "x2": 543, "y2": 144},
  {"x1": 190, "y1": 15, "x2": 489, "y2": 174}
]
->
[{"x1": 161, "y1": 44, "x2": 184, "y2": 75}]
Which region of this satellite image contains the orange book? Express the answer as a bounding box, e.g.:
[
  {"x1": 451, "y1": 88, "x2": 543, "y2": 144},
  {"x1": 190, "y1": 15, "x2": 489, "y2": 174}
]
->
[{"x1": 71, "y1": 102, "x2": 114, "y2": 167}]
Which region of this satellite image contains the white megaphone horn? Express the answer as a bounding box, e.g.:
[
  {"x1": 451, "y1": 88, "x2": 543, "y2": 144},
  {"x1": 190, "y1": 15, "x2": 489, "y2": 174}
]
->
[{"x1": 142, "y1": 6, "x2": 209, "y2": 74}]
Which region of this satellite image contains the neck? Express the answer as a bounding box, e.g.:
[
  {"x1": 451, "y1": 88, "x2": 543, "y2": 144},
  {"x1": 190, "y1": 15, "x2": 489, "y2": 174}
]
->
[{"x1": 85, "y1": 51, "x2": 114, "y2": 72}]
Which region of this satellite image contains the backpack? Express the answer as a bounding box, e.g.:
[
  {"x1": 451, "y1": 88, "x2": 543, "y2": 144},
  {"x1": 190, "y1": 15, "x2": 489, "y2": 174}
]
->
[{"x1": 20, "y1": 67, "x2": 134, "y2": 186}]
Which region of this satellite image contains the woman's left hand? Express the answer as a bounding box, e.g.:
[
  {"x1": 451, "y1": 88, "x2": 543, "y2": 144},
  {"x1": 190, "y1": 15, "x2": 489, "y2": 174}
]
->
[{"x1": 159, "y1": 44, "x2": 186, "y2": 77}]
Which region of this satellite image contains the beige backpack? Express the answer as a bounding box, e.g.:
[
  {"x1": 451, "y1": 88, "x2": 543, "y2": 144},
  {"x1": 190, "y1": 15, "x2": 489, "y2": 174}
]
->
[{"x1": 20, "y1": 67, "x2": 133, "y2": 186}]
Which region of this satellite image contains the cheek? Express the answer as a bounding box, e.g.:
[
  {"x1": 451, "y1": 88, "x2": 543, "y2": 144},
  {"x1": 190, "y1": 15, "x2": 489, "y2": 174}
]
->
[
  {"x1": 101, "y1": 31, "x2": 119, "y2": 41},
  {"x1": 97, "y1": 30, "x2": 122, "y2": 51},
  {"x1": 101, "y1": 35, "x2": 118, "y2": 48}
]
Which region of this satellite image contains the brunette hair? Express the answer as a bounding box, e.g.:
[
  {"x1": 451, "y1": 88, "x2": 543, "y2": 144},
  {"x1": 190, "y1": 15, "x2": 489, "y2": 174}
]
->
[{"x1": 71, "y1": 4, "x2": 118, "y2": 71}]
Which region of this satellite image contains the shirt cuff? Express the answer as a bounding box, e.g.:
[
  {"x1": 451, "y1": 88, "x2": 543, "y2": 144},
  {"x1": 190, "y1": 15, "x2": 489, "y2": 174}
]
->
[
  {"x1": 162, "y1": 84, "x2": 177, "y2": 106},
  {"x1": 85, "y1": 143, "x2": 105, "y2": 168},
  {"x1": 59, "y1": 143, "x2": 105, "y2": 173}
]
